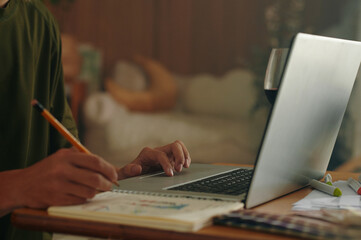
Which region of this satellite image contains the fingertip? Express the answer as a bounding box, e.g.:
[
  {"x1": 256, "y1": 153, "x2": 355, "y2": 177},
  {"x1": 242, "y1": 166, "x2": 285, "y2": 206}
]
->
[
  {"x1": 117, "y1": 164, "x2": 142, "y2": 180},
  {"x1": 176, "y1": 164, "x2": 183, "y2": 172},
  {"x1": 184, "y1": 157, "x2": 191, "y2": 168},
  {"x1": 131, "y1": 164, "x2": 142, "y2": 175},
  {"x1": 166, "y1": 168, "x2": 174, "y2": 177},
  {"x1": 113, "y1": 167, "x2": 119, "y2": 181},
  {"x1": 100, "y1": 181, "x2": 113, "y2": 192}
]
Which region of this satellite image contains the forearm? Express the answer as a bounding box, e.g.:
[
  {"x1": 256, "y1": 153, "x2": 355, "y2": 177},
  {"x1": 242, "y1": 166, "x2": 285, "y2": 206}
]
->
[{"x1": 0, "y1": 169, "x2": 24, "y2": 217}]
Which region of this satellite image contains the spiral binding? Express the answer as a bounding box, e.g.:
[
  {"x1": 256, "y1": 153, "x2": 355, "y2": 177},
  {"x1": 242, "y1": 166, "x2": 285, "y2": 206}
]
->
[{"x1": 112, "y1": 188, "x2": 236, "y2": 202}]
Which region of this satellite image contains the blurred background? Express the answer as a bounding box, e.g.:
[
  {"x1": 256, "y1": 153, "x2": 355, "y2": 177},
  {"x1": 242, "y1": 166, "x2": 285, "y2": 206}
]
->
[{"x1": 45, "y1": 0, "x2": 361, "y2": 171}]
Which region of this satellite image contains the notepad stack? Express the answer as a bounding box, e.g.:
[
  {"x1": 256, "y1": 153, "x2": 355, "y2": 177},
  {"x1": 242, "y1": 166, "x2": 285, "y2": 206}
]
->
[{"x1": 213, "y1": 209, "x2": 361, "y2": 240}]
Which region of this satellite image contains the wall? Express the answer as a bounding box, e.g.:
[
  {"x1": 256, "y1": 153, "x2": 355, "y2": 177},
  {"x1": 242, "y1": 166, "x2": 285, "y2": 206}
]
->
[{"x1": 46, "y1": 0, "x2": 342, "y2": 79}]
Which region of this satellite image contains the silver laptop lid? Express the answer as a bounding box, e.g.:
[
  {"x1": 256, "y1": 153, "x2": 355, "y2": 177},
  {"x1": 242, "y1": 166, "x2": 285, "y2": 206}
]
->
[{"x1": 245, "y1": 33, "x2": 361, "y2": 208}]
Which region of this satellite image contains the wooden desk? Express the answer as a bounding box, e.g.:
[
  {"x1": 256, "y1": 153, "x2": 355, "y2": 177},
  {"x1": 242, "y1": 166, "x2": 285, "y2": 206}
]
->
[
  {"x1": 11, "y1": 171, "x2": 358, "y2": 240},
  {"x1": 336, "y1": 156, "x2": 361, "y2": 173}
]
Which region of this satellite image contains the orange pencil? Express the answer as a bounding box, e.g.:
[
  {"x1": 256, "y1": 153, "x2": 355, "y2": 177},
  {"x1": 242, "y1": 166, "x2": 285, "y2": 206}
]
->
[{"x1": 31, "y1": 99, "x2": 119, "y2": 187}]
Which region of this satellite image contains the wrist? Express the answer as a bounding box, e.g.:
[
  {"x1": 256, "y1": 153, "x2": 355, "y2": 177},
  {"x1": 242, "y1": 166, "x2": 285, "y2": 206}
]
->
[{"x1": 0, "y1": 169, "x2": 26, "y2": 216}]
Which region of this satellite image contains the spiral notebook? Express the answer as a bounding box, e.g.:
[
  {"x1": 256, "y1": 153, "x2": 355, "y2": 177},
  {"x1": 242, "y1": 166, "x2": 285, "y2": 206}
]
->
[{"x1": 48, "y1": 191, "x2": 243, "y2": 232}]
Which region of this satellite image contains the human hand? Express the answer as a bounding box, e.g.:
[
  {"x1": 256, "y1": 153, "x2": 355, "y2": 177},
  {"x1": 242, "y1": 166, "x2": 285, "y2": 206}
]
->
[
  {"x1": 117, "y1": 140, "x2": 191, "y2": 179},
  {"x1": 9, "y1": 148, "x2": 118, "y2": 209}
]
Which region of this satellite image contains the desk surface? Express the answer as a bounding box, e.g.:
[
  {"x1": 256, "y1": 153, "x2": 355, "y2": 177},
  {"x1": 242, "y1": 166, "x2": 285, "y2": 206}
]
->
[{"x1": 11, "y1": 170, "x2": 359, "y2": 240}]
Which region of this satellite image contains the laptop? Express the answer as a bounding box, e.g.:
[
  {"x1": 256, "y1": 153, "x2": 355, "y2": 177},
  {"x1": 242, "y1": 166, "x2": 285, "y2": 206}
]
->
[{"x1": 115, "y1": 33, "x2": 361, "y2": 208}]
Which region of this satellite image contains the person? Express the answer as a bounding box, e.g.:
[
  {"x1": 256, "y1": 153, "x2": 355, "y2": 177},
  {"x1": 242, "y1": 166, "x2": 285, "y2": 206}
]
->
[{"x1": 0, "y1": 0, "x2": 191, "y2": 239}]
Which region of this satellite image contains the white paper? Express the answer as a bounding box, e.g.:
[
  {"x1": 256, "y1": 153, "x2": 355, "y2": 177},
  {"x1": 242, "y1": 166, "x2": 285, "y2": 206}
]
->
[
  {"x1": 339, "y1": 195, "x2": 361, "y2": 208},
  {"x1": 292, "y1": 180, "x2": 361, "y2": 211}
]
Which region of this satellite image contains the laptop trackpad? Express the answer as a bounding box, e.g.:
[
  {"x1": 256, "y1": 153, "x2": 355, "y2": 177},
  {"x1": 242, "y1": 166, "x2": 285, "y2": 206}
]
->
[{"x1": 116, "y1": 163, "x2": 242, "y2": 190}]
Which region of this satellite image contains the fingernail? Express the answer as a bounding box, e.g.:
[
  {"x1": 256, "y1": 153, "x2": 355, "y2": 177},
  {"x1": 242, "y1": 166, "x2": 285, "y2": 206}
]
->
[
  {"x1": 186, "y1": 158, "x2": 191, "y2": 167},
  {"x1": 113, "y1": 167, "x2": 119, "y2": 180},
  {"x1": 168, "y1": 168, "x2": 174, "y2": 176},
  {"x1": 177, "y1": 164, "x2": 182, "y2": 172},
  {"x1": 112, "y1": 180, "x2": 119, "y2": 187}
]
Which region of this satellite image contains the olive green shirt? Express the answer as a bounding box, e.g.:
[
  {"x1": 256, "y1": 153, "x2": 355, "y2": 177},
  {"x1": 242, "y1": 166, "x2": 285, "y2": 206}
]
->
[{"x1": 0, "y1": 0, "x2": 78, "y2": 239}]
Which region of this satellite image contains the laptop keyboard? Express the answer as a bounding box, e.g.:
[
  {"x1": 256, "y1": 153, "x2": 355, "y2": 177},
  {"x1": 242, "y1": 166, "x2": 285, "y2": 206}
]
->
[{"x1": 168, "y1": 168, "x2": 253, "y2": 196}]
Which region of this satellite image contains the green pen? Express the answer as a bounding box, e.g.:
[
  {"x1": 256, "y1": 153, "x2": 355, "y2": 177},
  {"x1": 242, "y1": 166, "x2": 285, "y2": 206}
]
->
[
  {"x1": 324, "y1": 173, "x2": 333, "y2": 186},
  {"x1": 310, "y1": 179, "x2": 342, "y2": 197}
]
